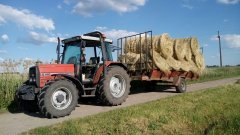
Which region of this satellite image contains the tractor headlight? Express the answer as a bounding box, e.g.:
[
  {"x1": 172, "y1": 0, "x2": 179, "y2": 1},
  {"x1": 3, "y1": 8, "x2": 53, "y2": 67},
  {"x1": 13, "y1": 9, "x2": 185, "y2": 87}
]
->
[
  {"x1": 29, "y1": 67, "x2": 36, "y2": 83},
  {"x1": 28, "y1": 66, "x2": 40, "y2": 87}
]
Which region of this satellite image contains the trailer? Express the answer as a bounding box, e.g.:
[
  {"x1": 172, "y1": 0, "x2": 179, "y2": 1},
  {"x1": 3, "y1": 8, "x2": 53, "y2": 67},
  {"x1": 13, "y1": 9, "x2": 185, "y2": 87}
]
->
[{"x1": 117, "y1": 31, "x2": 199, "y2": 93}]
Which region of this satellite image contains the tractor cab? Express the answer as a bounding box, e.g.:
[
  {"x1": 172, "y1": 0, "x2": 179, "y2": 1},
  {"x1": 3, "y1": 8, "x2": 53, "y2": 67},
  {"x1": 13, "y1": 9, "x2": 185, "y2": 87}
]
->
[{"x1": 59, "y1": 31, "x2": 113, "y2": 85}]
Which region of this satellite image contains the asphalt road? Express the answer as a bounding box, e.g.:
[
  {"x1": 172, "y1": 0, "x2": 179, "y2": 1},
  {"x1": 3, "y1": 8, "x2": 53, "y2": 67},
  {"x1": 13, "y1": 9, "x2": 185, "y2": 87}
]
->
[{"x1": 0, "y1": 77, "x2": 239, "y2": 135}]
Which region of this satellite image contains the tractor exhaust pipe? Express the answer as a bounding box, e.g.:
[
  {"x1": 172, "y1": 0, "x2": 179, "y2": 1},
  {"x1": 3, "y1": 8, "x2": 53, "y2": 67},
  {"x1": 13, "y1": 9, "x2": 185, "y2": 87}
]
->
[{"x1": 57, "y1": 37, "x2": 60, "y2": 64}]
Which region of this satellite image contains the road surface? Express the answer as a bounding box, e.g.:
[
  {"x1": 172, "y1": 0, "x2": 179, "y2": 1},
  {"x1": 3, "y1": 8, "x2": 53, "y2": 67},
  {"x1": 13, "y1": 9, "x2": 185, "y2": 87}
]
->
[{"x1": 0, "y1": 77, "x2": 239, "y2": 135}]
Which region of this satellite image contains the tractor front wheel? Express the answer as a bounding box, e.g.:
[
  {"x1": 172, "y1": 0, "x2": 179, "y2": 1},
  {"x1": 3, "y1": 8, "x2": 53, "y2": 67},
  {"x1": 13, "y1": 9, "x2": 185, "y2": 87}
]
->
[{"x1": 38, "y1": 80, "x2": 78, "y2": 118}]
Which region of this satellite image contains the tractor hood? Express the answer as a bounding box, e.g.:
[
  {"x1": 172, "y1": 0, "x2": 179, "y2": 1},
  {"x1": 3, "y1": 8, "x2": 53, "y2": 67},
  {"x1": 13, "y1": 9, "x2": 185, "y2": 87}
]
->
[
  {"x1": 38, "y1": 64, "x2": 74, "y2": 77},
  {"x1": 36, "y1": 64, "x2": 74, "y2": 88}
]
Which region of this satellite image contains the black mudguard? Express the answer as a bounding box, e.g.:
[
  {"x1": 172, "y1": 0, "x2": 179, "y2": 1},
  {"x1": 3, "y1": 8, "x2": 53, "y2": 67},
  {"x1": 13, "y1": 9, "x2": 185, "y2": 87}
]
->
[{"x1": 16, "y1": 85, "x2": 35, "y2": 100}]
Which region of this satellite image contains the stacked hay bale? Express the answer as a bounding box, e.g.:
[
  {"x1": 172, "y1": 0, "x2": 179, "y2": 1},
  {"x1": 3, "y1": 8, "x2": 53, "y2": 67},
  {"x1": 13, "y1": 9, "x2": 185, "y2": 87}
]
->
[{"x1": 120, "y1": 33, "x2": 205, "y2": 75}]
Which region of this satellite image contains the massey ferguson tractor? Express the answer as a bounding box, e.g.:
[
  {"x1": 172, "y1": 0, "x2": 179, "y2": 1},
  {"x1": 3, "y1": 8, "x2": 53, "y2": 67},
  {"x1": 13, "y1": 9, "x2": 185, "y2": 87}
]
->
[
  {"x1": 16, "y1": 31, "x2": 198, "y2": 118},
  {"x1": 16, "y1": 31, "x2": 131, "y2": 118}
]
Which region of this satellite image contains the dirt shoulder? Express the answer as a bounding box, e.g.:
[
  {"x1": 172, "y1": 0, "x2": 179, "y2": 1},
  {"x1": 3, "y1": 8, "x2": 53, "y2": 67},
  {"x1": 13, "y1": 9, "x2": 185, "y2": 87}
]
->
[{"x1": 0, "y1": 77, "x2": 239, "y2": 135}]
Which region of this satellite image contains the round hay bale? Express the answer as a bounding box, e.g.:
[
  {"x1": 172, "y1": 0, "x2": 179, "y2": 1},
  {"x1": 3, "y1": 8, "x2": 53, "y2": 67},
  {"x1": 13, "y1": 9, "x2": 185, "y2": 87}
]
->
[
  {"x1": 190, "y1": 37, "x2": 199, "y2": 55},
  {"x1": 180, "y1": 60, "x2": 192, "y2": 72},
  {"x1": 124, "y1": 39, "x2": 130, "y2": 53},
  {"x1": 174, "y1": 39, "x2": 187, "y2": 61},
  {"x1": 166, "y1": 57, "x2": 181, "y2": 70},
  {"x1": 152, "y1": 50, "x2": 171, "y2": 74},
  {"x1": 126, "y1": 52, "x2": 140, "y2": 64},
  {"x1": 159, "y1": 34, "x2": 174, "y2": 59},
  {"x1": 153, "y1": 36, "x2": 160, "y2": 52},
  {"x1": 193, "y1": 52, "x2": 205, "y2": 74},
  {"x1": 184, "y1": 38, "x2": 192, "y2": 61}
]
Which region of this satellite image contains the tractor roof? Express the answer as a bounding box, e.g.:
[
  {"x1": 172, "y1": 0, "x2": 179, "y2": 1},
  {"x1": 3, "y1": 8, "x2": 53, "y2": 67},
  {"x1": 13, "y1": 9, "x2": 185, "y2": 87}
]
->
[{"x1": 62, "y1": 31, "x2": 112, "y2": 44}]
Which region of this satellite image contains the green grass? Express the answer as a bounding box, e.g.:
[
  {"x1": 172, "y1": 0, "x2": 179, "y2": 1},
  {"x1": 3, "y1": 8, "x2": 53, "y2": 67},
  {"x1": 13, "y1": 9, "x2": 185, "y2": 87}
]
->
[
  {"x1": 188, "y1": 66, "x2": 240, "y2": 84},
  {"x1": 0, "y1": 74, "x2": 26, "y2": 111},
  {"x1": 25, "y1": 83, "x2": 240, "y2": 135}
]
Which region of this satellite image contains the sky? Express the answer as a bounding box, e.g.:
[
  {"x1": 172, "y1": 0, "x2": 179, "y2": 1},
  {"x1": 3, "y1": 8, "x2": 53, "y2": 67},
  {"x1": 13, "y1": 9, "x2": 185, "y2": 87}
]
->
[{"x1": 0, "y1": 0, "x2": 239, "y2": 66}]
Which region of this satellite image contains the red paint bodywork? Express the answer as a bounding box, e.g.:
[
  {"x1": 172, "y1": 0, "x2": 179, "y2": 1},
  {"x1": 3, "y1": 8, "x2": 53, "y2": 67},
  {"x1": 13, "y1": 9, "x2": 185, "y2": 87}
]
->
[
  {"x1": 37, "y1": 61, "x2": 123, "y2": 88},
  {"x1": 38, "y1": 64, "x2": 74, "y2": 88}
]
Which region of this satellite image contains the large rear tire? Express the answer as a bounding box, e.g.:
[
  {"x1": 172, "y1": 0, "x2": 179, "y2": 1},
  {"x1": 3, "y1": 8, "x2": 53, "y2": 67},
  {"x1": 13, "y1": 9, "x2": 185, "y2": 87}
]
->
[
  {"x1": 38, "y1": 80, "x2": 78, "y2": 118},
  {"x1": 97, "y1": 66, "x2": 130, "y2": 105}
]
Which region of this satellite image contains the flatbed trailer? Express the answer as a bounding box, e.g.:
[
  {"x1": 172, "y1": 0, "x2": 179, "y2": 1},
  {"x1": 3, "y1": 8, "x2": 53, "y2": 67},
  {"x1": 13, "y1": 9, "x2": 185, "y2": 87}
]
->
[{"x1": 117, "y1": 31, "x2": 199, "y2": 92}]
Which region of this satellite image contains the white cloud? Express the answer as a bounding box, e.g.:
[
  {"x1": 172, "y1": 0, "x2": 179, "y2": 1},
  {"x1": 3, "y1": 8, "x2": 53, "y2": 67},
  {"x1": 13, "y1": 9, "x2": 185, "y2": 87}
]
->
[
  {"x1": 211, "y1": 34, "x2": 240, "y2": 48},
  {"x1": 57, "y1": 4, "x2": 62, "y2": 9},
  {"x1": 0, "y1": 16, "x2": 6, "y2": 24},
  {"x1": 223, "y1": 19, "x2": 229, "y2": 22},
  {"x1": 24, "y1": 57, "x2": 33, "y2": 61},
  {"x1": 217, "y1": 0, "x2": 240, "y2": 4},
  {"x1": 95, "y1": 26, "x2": 108, "y2": 31},
  {"x1": 182, "y1": 4, "x2": 194, "y2": 9},
  {"x1": 0, "y1": 4, "x2": 55, "y2": 31},
  {"x1": 64, "y1": 0, "x2": 71, "y2": 5},
  {"x1": 73, "y1": 0, "x2": 147, "y2": 16},
  {"x1": 95, "y1": 27, "x2": 138, "y2": 39},
  {"x1": 204, "y1": 44, "x2": 209, "y2": 47},
  {"x1": 222, "y1": 34, "x2": 240, "y2": 48},
  {"x1": 17, "y1": 46, "x2": 28, "y2": 51},
  {"x1": 0, "y1": 50, "x2": 7, "y2": 53},
  {"x1": 0, "y1": 57, "x2": 4, "y2": 61},
  {"x1": 1, "y1": 34, "x2": 9, "y2": 44},
  {"x1": 20, "y1": 31, "x2": 57, "y2": 45}
]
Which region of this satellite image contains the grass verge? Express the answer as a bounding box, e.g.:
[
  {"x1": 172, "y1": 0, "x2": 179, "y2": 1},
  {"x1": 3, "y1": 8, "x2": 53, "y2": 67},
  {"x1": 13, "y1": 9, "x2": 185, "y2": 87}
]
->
[
  {"x1": 188, "y1": 66, "x2": 240, "y2": 84},
  {"x1": 26, "y1": 83, "x2": 240, "y2": 135}
]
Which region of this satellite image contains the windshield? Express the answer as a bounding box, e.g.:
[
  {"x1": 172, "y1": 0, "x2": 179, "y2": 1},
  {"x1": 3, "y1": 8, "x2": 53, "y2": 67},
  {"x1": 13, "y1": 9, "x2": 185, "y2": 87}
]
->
[
  {"x1": 62, "y1": 45, "x2": 81, "y2": 64},
  {"x1": 105, "y1": 42, "x2": 113, "y2": 61}
]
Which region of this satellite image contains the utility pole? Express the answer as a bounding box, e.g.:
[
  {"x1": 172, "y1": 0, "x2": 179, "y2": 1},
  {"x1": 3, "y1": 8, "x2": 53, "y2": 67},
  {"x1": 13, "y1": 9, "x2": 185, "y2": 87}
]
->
[
  {"x1": 217, "y1": 31, "x2": 222, "y2": 67},
  {"x1": 200, "y1": 47, "x2": 203, "y2": 54}
]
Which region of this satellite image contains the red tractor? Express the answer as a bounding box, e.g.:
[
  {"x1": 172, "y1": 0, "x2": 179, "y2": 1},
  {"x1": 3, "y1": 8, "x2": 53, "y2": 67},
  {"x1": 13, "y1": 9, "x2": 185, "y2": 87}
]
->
[{"x1": 16, "y1": 31, "x2": 131, "y2": 118}]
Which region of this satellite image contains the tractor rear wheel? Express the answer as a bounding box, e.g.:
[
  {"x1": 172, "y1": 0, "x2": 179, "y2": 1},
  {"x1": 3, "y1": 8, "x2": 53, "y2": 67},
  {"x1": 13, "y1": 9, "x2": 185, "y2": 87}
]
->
[
  {"x1": 38, "y1": 80, "x2": 78, "y2": 118},
  {"x1": 97, "y1": 66, "x2": 130, "y2": 105}
]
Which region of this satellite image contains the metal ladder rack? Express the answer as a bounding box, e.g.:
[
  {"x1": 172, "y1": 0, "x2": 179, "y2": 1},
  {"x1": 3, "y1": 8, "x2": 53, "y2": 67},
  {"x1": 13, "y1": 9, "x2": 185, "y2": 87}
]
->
[{"x1": 117, "y1": 31, "x2": 153, "y2": 74}]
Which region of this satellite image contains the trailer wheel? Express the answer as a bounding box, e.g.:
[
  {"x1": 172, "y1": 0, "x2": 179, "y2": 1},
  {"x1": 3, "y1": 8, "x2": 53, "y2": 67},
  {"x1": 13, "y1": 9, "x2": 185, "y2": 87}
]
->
[
  {"x1": 97, "y1": 66, "x2": 130, "y2": 105},
  {"x1": 175, "y1": 78, "x2": 186, "y2": 93},
  {"x1": 38, "y1": 80, "x2": 78, "y2": 118}
]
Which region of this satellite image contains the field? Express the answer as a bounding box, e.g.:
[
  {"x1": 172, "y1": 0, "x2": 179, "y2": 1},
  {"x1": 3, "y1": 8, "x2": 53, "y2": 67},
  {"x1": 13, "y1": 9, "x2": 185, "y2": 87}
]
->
[
  {"x1": 0, "y1": 74, "x2": 26, "y2": 112},
  {"x1": 0, "y1": 66, "x2": 240, "y2": 112},
  {"x1": 188, "y1": 66, "x2": 240, "y2": 84},
  {"x1": 25, "y1": 83, "x2": 240, "y2": 135}
]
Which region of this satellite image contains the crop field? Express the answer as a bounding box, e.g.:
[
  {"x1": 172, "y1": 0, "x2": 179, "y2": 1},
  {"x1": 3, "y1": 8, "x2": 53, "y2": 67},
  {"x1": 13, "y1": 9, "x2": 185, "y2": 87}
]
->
[
  {"x1": 25, "y1": 83, "x2": 240, "y2": 135},
  {"x1": 188, "y1": 66, "x2": 240, "y2": 84},
  {"x1": 0, "y1": 74, "x2": 26, "y2": 111}
]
